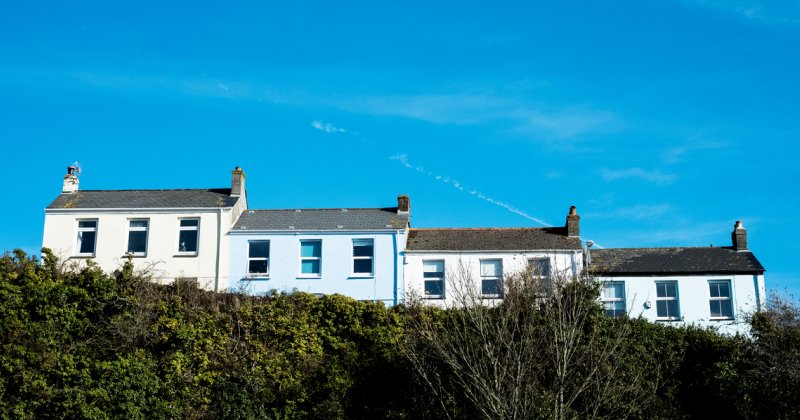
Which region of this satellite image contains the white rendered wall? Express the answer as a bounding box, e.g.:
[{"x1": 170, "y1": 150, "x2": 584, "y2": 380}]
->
[
  {"x1": 404, "y1": 250, "x2": 583, "y2": 307},
  {"x1": 43, "y1": 209, "x2": 235, "y2": 291},
  {"x1": 229, "y1": 230, "x2": 407, "y2": 305},
  {"x1": 597, "y1": 273, "x2": 766, "y2": 335}
]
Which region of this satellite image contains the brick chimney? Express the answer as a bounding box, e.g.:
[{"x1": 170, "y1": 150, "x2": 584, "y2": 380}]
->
[
  {"x1": 732, "y1": 220, "x2": 748, "y2": 251},
  {"x1": 566, "y1": 205, "x2": 580, "y2": 237},
  {"x1": 231, "y1": 166, "x2": 246, "y2": 197},
  {"x1": 62, "y1": 166, "x2": 79, "y2": 193},
  {"x1": 397, "y1": 194, "x2": 410, "y2": 214}
]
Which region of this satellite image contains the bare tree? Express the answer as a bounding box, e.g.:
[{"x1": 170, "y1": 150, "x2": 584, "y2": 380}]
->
[{"x1": 402, "y1": 260, "x2": 658, "y2": 419}]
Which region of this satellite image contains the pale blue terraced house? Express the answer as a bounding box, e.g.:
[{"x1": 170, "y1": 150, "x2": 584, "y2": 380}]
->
[{"x1": 228, "y1": 195, "x2": 410, "y2": 305}]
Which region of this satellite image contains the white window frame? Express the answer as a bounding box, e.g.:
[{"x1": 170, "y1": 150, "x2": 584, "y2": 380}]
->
[
  {"x1": 247, "y1": 240, "x2": 270, "y2": 278},
  {"x1": 177, "y1": 218, "x2": 200, "y2": 255},
  {"x1": 655, "y1": 281, "x2": 680, "y2": 321},
  {"x1": 708, "y1": 280, "x2": 734, "y2": 320},
  {"x1": 423, "y1": 260, "x2": 445, "y2": 299},
  {"x1": 75, "y1": 219, "x2": 98, "y2": 257},
  {"x1": 126, "y1": 219, "x2": 149, "y2": 257},
  {"x1": 351, "y1": 239, "x2": 374, "y2": 277},
  {"x1": 601, "y1": 281, "x2": 626, "y2": 317},
  {"x1": 299, "y1": 240, "x2": 322, "y2": 277},
  {"x1": 527, "y1": 257, "x2": 551, "y2": 277},
  {"x1": 480, "y1": 259, "x2": 503, "y2": 298}
]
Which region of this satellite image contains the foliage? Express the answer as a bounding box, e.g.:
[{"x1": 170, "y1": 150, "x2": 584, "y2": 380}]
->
[{"x1": 1, "y1": 249, "x2": 799, "y2": 418}]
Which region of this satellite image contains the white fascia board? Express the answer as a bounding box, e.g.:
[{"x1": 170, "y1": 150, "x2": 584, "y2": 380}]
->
[
  {"x1": 404, "y1": 249, "x2": 580, "y2": 254},
  {"x1": 230, "y1": 229, "x2": 403, "y2": 235},
  {"x1": 45, "y1": 207, "x2": 232, "y2": 214}
]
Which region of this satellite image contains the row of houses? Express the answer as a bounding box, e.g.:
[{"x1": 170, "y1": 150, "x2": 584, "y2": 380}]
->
[{"x1": 42, "y1": 166, "x2": 765, "y2": 334}]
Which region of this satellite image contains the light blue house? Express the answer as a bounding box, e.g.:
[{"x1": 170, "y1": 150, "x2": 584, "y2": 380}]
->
[{"x1": 228, "y1": 195, "x2": 410, "y2": 305}]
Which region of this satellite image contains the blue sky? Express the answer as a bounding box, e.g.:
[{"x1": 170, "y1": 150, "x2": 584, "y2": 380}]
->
[{"x1": 1, "y1": 1, "x2": 798, "y2": 295}]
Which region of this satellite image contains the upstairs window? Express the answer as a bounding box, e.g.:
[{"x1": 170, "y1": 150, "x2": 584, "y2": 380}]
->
[
  {"x1": 300, "y1": 240, "x2": 321, "y2": 276},
  {"x1": 480, "y1": 259, "x2": 503, "y2": 298},
  {"x1": 656, "y1": 281, "x2": 680, "y2": 320},
  {"x1": 602, "y1": 282, "x2": 626, "y2": 317},
  {"x1": 423, "y1": 260, "x2": 445, "y2": 299},
  {"x1": 528, "y1": 257, "x2": 551, "y2": 277},
  {"x1": 248, "y1": 241, "x2": 270, "y2": 276},
  {"x1": 709, "y1": 280, "x2": 734, "y2": 319},
  {"x1": 178, "y1": 219, "x2": 199, "y2": 254},
  {"x1": 126, "y1": 219, "x2": 149, "y2": 256},
  {"x1": 76, "y1": 220, "x2": 98, "y2": 256},
  {"x1": 352, "y1": 239, "x2": 374, "y2": 275}
]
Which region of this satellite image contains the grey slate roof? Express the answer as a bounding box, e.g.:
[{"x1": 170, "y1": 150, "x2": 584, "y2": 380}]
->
[
  {"x1": 590, "y1": 247, "x2": 765, "y2": 275},
  {"x1": 405, "y1": 228, "x2": 581, "y2": 251},
  {"x1": 232, "y1": 208, "x2": 409, "y2": 231},
  {"x1": 47, "y1": 189, "x2": 239, "y2": 209}
]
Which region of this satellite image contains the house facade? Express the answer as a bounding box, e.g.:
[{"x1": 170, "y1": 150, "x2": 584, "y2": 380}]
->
[
  {"x1": 590, "y1": 221, "x2": 766, "y2": 335},
  {"x1": 228, "y1": 196, "x2": 410, "y2": 305},
  {"x1": 42, "y1": 166, "x2": 248, "y2": 291},
  {"x1": 403, "y1": 207, "x2": 583, "y2": 307}
]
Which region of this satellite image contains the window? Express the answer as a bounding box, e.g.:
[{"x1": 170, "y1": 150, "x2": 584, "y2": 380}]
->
[
  {"x1": 528, "y1": 257, "x2": 551, "y2": 277},
  {"x1": 709, "y1": 280, "x2": 734, "y2": 319},
  {"x1": 178, "y1": 219, "x2": 199, "y2": 254},
  {"x1": 480, "y1": 259, "x2": 503, "y2": 297},
  {"x1": 76, "y1": 220, "x2": 98, "y2": 256},
  {"x1": 352, "y1": 239, "x2": 374, "y2": 275},
  {"x1": 655, "y1": 281, "x2": 680, "y2": 320},
  {"x1": 247, "y1": 241, "x2": 270, "y2": 277},
  {"x1": 300, "y1": 240, "x2": 321, "y2": 276},
  {"x1": 602, "y1": 282, "x2": 626, "y2": 317},
  {"x1": 126, "y1": 219, "x2": 149, "y2": 256},
  {"x1": 423, "y1": 260, "x2": 445, "y2": 299}
]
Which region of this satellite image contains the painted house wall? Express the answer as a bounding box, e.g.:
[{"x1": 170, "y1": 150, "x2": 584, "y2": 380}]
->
[
  {"x1": 404, "y1": 250, "x2": 582, "y2": 307},
  {"x1": 597, "y1": 273, "x2": 767, "y2": 335},
  {"x1": 229, "y1": 230, "x2": 407, "y2": 305},
  {"x1": 42, "y1": 208, "x2": 236, "y2": 291}
]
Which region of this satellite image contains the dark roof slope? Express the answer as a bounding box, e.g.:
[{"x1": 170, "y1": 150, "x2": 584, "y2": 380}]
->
[
  {"x1": 590, "y1": 247, "x2": 765, "y2": 275},
  {"x1": 47, "y1": 189, "x2": 239, "y2": 209},
  {"x1": 232, "y1": 208, "x2": 408, "y2": 231},
  {"x1": 406, "y1": 228, "x2": 581, "y2": 251}
]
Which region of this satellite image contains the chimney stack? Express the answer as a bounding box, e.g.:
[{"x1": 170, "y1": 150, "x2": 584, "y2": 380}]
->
[
  {"x1": 732, "y1": 220, "x2": 748, "y2": 251},
  {"x1": 397, "y1": 194, "x2": 410, "y2": 214},
  {"x1": 566, "y1": 205, "x2": 580, "y2": 237},
  {"x1": 62, "y1": 166, "x2": 79, "y2": 193},
  {"x1": 231, "y1": 166, "x2": 246, "y2": 197}
]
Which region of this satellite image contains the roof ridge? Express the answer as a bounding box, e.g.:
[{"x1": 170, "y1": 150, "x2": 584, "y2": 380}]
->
[
  {"x1": 75, "y1": 188, "x2": 229, "y2": 192},
  {"x1": 244, "y1": 207, "x2": 398, "y2": 212},
  {"x1": 594, "y1": 246, "x2": 736, "y2": 251},
  {"x1": 410, "y1": 227, "x2": 552, "y2": 231}
]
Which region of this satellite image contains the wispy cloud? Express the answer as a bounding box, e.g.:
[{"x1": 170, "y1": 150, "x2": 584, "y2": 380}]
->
[
  {"x1": 683, "y1": 0, "x2": 800, "y2": 25},
  {"x1": 662, "y1": 140, "x2": 725, "y2": 164},
  {"x1": 337, "y1": 94, "x2": 621, "y2": 140},
  {"x1": 600, "y1": 167, "x2": 677, "y2": 184},
  {"x1": 587, "y1": 204, "x2": 673, "y2": 221},
  {"x1": 311, "y1": 120, "x2": 346, "y2": 134},
  {"x1": 390, "y1": 153, "x2": 550, "y2": 226}
]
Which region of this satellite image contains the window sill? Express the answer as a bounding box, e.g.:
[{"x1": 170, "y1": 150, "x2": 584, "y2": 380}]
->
[
  {"x1": 123, "y1": 254, "x2": 147, "y2": 258},
  {"x1": 297, "y1": 275, "x2": 321, "y2": 279},
  {"x1": 424, "y1": 296, "x2": 444, "y2": 300},
  {"x1": 71, "y1": 254, "x2": 95, "y2": 259},
  {"x1": 174, "y1": 253, "x2": 199, "y2": 258},
  {"x1": 244, "y1": 275, "x2": 270, "y2": 280},
  {"x1": 656, "y1": 318, "x2": 682, "y2": 322},
  {"x1": 709, "y1": 317, "x2": 735, "y2": 322},
  {"x1": 348, "y1": 274, "x2": 374, "y2": 279}
]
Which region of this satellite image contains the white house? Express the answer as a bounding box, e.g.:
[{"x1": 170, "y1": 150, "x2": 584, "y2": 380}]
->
[
  {"x1": 228, "y1": 195, "x2": 410, "y2": 305},
  {"x1": 404, "y1": 206, "x2": 584, "y2": 307},
  {"x1": 590, "y1": 221, "x2": 766, "y2": 335},
  {"x1": 42, "y1": 166, "x2": 248, "y2": 291}
]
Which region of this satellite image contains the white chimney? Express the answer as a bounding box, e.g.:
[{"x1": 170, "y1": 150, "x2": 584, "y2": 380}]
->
[
  {"x1": 62, "y1": 166, "x2": 79, "y2": 193},
  {"x1": 231, "y1": 166, "x2": 246, "y2": 197}
]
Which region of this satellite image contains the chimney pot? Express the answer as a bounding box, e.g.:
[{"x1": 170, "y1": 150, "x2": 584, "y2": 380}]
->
[
  {"x1": 732, "y1": 220, "x2": 748, "y2": 251},
  {"x1": 231, "y1": 166, "x2": 246, "y2": 197},
  {"x1": 397, "y1": 194, "x2": 410, "y2": 214},
  {"x1": 566, "y1": 205, "x2": 580, "y2": 237}
]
